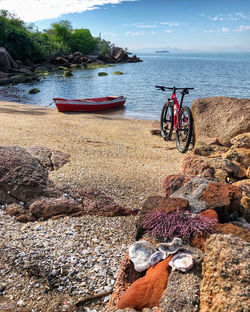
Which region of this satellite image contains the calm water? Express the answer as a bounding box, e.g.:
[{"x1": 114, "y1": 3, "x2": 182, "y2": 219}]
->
[{"x1": 0, "y1": 52, "x2": 249, "y2": 120}]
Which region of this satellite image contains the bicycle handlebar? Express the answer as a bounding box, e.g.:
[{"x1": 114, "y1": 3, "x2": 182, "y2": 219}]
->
[{"x1": 155, "y1": 86, "x2": 194, "y2": 91}]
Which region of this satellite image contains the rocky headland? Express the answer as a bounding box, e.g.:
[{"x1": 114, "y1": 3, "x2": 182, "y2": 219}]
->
[
  {"x1": 0, "y1": 47, "x2": 142, "y2": 86},
  {"x1": 0, "y1": 96, "x2": 249, "y2": 311}
]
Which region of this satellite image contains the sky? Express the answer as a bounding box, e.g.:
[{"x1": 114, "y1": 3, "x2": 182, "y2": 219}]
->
[{"x1": 1, "y1": 0, "x2": 250, "y2": 51}]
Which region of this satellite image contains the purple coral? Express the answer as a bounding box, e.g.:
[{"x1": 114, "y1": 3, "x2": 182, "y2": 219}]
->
[{"x1": 142, "y1": 209, "x2": 217, "y2": 241}]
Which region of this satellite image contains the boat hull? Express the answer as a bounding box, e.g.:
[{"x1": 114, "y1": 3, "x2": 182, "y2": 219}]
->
[{"x1": 53, "y1": 96, "x2": 126, "y2": 112}]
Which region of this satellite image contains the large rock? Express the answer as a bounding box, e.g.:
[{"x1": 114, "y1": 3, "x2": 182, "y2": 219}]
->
[
  {"x1": 191, "y1": 222, "x2": 250, "y2": 251},
  {"x1": 180, "y1": 154, "x2": 215, "y2": 178},
  {"x1": 230, "y1": 132, "x2": 250, "y2": 149},
  {"x1": 170, "y1": 177, "x2": 210, "y2": 213},
  {"x1": 200, "y1": 234, "x2": 250, "y2": 312},
  {"x1": 180, "y1": 153, "x2": 240, "y2": 182},
  {"x1": 81, "y1": 190, "x2": 138, "y2": 217},
  {"x1": 200, "y1": 182, "x2": 242, "y2": 222},
  {"x1": 162, "y1": 174, "x2": 190, "y2": 197},
  {"x1": 191, "y1": 97, "x2": 250, "y2": 147},
  {"x1": 51, "y1": 56, "x2": 70, "y2": 67},
  {"x1": 223, "y1": 147, "x2": 250, "y2": 169},
  {"x1": 0, "y1": 47, "x2": 17, "y2": 72},
  {"x1": 232, "y1": 179, "x2": 250, "y2": 222},
  {"x1": 29, "y1": 196, "x2": 83, "y2": 220},
  {"x1": 171, "y1": 179, "x2": 242, "y2": 222},
  {"x1": 0, "y1": 146, "x2": 49, "y2": 204}
]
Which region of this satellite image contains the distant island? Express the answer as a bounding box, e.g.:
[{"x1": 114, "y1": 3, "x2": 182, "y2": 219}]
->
[{"x1": 155, "y1": 50, "x2": 169, "y2": 53}]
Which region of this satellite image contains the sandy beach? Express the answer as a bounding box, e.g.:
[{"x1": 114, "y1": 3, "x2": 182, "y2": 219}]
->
[{"x1": 0, "y1": 100, "x2": 183, "y2": 209}]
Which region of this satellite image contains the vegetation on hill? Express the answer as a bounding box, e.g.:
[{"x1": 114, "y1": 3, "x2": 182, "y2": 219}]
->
[{"x1": 0, "y1": 10, "x2": 113, "y2": 62}]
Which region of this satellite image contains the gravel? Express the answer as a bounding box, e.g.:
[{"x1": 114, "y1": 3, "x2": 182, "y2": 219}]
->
[{"x1": 0, "y1": 211, "x2": 137, "y2": 311}]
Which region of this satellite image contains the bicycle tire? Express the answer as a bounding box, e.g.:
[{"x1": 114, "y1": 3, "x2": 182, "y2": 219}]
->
[
  {"x1": 176, "y1": 106, "x2": 193, "y2": 153},
  {"x1": 160, "y1": 101, "x2": 173, "y2": 141}
]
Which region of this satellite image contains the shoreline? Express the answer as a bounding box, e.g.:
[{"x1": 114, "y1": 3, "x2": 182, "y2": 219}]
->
[{"x1": 0, "y1": 100, "x2": 183, "y2": 209}]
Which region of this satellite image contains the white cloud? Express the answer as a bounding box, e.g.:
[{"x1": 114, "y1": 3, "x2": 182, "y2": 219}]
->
[
  {"x1": 164, "y1": 30, "x2": 173, "y2": 33},
  {"x1": 160, "y1": 22, "x2": 179, "y2": 26},
  {"x1": 0, "y1": 0, "x2": 138, "y2": 22},
  {"x1": 125, "y1": 30, "x2": 156, "y2": 36},
  {"x1": 136, "y1": 25, "x2": 157, "y2": 28},
  {"x1": 125, "y1": 31, "x2": 146, "y2": 36},
  {"x1": 221, "y1": 27, "x2": 230, "y2": 32},
  {"x1": 208, "y1": 12, "x2": 250, "y2": 22},
  {"x1": 235, "y1": 25, "x2": 250, "y2": 32}
]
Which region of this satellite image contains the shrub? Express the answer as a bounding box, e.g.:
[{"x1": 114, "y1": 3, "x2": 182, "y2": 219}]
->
[{"x1": 142, "y1": 209, "x2": 217, "y2": 241}]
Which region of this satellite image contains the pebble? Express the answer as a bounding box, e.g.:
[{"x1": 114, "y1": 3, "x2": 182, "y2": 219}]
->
[{"x1": 0, "y1": 213, "x2": 136, "y2": 311}]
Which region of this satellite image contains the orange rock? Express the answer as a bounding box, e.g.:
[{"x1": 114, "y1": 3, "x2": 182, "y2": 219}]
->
[
  {"x1": 199, "y1": 209, "x2": 219, "y2": 221},
  {"x1": 191, "y1": 222, "x2": 250, "y2": 251},
  {"x1": 117, "y1": 256, "x2": 172, "y2": 311},
  {"x1": 214, "y1": 223, "x2": 250, "y2": 243}
]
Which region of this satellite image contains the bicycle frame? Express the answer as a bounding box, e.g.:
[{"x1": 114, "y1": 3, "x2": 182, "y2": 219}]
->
[{"x1": 171, "y1": 89, "x2": 188, "y2": 131}]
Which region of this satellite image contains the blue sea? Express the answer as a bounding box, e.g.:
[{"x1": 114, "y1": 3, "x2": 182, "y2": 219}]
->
[{"x1": 0, "y1": 52, "x2": 249, "y2": 120}]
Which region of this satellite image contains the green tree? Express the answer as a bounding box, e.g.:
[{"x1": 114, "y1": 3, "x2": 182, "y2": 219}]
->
[{"x1": 69, "y1": 29, "x2": 97, "y2": 54}]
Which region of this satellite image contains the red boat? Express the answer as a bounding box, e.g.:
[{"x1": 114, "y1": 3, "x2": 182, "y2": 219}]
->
[{"x1": 53, "y1": 96, "x2": 126, "y2": 112}]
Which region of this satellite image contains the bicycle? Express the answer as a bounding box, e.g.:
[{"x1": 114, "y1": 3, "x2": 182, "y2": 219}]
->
[{"x1": 155, "y1": 86, "x2": 194, "y2": 153}]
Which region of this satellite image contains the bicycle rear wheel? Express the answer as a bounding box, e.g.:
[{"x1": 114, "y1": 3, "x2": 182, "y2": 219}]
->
[
  {"x1": 160, "y1": 101, "x2": 173, "y2": 141},
  {"x1": 176, "y1": 106, "x2": 193, "y2": 153}
]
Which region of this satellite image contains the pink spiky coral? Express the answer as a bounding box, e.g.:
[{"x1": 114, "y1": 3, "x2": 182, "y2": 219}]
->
[{"x1": 142, "y1": 209, "x2": 217, "y2": 241}]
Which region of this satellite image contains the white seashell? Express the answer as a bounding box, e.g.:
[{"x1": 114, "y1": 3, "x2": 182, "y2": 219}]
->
[
  {"x1": 158, "y1": 237, "x2": 183, "y2": 255},
  {"x1": 169, "y1": 253, "x2": 193, "y2": 272},
  {"x1": 129, "y1": 241, "x2": 156, "y2": 272},
  {"x1": 149, "y1": 251, "x2": 166, "y2": 266}
]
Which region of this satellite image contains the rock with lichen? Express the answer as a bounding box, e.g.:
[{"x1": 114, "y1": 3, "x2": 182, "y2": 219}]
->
[{"x1": 200, "y1": 234, "x2": 250, "y2": 312}]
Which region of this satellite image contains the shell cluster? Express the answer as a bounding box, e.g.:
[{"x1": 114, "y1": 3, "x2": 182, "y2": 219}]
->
[{"x1": 129, "y1": 237, "x2": 191, "y2": 272}]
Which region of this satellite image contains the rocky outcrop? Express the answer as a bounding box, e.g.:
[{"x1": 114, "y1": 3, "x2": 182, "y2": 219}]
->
[
  {"x1": 191, "y1": 97, "x2": 250, "y2": 147},
  {"x1": 51, "y1": 49, "x2": 142, "y2": 68},
  {"x1": 98, "y1": 47, "x2": 142, "y2": 64},
  {"x1": 200, "y1": 234, "x2": 250, "y2": 312}
]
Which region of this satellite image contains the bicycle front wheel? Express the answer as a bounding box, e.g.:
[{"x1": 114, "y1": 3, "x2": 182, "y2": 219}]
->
[
  {"x1": 160, "y1": 102, "x2": 173, "y2": 141},
  {"x1": 176, "y1": 106, "x2": 193, "y2": 153}
]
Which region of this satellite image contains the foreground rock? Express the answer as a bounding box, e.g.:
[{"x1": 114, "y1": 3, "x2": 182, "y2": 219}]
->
[
  {"x1": 0, "y1": 146, "x2": 49, "y2": 203},
  {"x1": 200, "y1": 234, "x2": 250, "y2": 312},
  {"x1": 192, "y1": 97, "x2": 250, "y2": 147}
]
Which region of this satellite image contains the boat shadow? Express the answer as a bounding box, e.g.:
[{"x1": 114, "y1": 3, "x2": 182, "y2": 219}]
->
[{"x1": 61, "y1": 106, "x2": 126, "y2": 119}]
